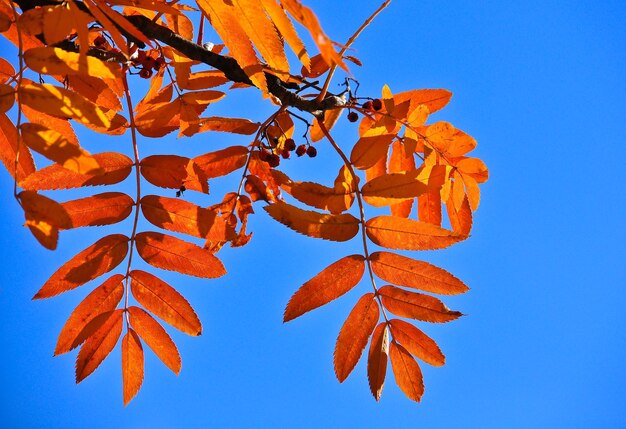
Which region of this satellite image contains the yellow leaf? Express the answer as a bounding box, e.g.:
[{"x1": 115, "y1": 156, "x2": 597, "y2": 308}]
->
[
  {"x1": 20, "y1": 123, "x2": 102, "y2": 175},
  {"x1": 24, "y1": 47, "x2": 122, "y2": 79}
]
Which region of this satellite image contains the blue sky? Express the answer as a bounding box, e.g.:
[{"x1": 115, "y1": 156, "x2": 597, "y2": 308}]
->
[{"x1": 1, "y1": 0, "x2": 625, "y2": 427}]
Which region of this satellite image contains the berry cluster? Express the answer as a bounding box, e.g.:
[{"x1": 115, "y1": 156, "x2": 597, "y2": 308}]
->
[
  {"x1": 346, "y1": 98, "x2": 383, "y2": 123},
  {"x1": 259, "y1": 137, "x2": 316, "y2": 168},
  {"x1": 131, "y1": 50, "x2": 165, "y2": 79}
]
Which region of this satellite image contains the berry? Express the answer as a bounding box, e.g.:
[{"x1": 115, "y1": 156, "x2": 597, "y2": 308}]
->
[
  {"x1": 94, "y1": 35, "x2": 107, "y2": 47},
  {"x1": 306, "y1": 146, "x2": 317, "y2": 158},
  {"x1": 139, "y1": 68, "x2": 153, "y2": 79},
  {"x1": 259, "y1": 149, "x2": 271, "y2": 162},
  {"x1": 154, "y1": 57, "x2": 166, "y2": 69},
  {"x1": 372, "y1": 98, "x2": 383, "y2": 111},
  {"x1": 281, "y1": 150, "x2": 291, "y2": 159},
  {"x1": 268, "y1": 153, "x2": 281, "y2": 168},
  {"x1": 134, "y1": 50, "x2": 147, "y2": 64},
  {"x1": 347, "y1": 111, "x2": 359, "y2": 122},
  {"x1": 295, "y1": 145, "x2": 307, "y2": 157},
  {"x1": 284, "y1": 138, "x2": 296, "y2": 151},
  {"x1": 362, "y1": 100, "x2": 373, "y2": 110},
  {"x1": 142, "y1": 57, "x2": 157, "y2": 71}
]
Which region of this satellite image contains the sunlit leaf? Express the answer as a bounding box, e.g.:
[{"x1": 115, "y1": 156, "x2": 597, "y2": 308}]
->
[
  {"x1": 76, "y1": 309, "x2": 123, "y2": 383},
  {"x1": 367, "y1": 322, "x2": 389, "y2": 401},
  {"x1": 284, "y1": 254, "x2": 365, "y2": 322},
  {"x1": 140, "y1": 155, "x2": 208, "y2": 193},
  {"x1": 378, "y1": 285, "x2": 462, "y2": 323},
  {"x1": 122, "y1": 329, "x2": 144, "y2": 406},
  {"x1": 334, "y1": 293, "x2": 379, "y2": 382},
  {"x1": 61, "y1": 192, "x2": 134, "y2": 229},
  {"x1": 128, "y1": 306, "x2": 181, "y2": 374},
  {"x1": 389, "y1": 319, "x2": 445, "y2": 366},
  {"x1": 389, "y1": 342, "x2": 424, "y2": 402},
  {"x1": 370, "y1": 251, "x2": 468, "y2": 295},
  {"x1": 24, "y1": 47, "x2": 122, "y2": 79},
  {"x1": 365, "y1": 216, "x2": 465, "y2": 250}
]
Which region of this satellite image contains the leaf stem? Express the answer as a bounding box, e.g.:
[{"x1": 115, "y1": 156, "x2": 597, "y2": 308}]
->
[
  {"x1": 121, "y1": 70, "x2": 142, "y2": 322},
  {"x1": 318, "y1": 121, "x2": 389, "y2": 324},
  {"x1": 10, "y1": 0, "x2": 24, "y2": 200}
]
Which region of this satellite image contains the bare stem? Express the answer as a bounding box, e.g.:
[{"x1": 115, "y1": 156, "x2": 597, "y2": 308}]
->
[{"x1": 317, "y1": 0, "x2": 392, "y2": 102}]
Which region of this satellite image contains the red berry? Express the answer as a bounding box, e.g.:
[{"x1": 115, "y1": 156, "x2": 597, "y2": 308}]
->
[
  {"x1": 347, "y1": 111, "x2": 359, "y2": 122},
  {"x1": 284, "y1": 138, "x2": 296, "y2": 151},
  {"x1": 94, "y1": 35, "x2": 106, "y2": 47},
  {"x1": 362, "y1": 100, "x2": 373, "y2": 110},
  {"x1": 154, "y1": 57, "x2": 166, "y2": 69},
  {"x1": 268, "y1": 153, "x2": 281, "y2": 167},
  {"x1": 134, "y1": 50, "x2": 147, "y2": 64},
  {"x1": 142, "y1": 57, "x2": 157, "y2": 71},
  {"x1": 139, "y1": 68, "x2": 153, "y2": 79},
  {"x1": 259, "y1": 149, "x2": 271, "y2": 162},
  {"x1": 295, "y1": 145, "x2": 307, "y2": 157},
  {"x1": 281, "y1": 150, "x2": 290, "y2": 159},
  {"x1": 306, "y1": 146, "x2": 317, "y2": 158},
  {"x1": 372, "y1": 98, "x2": 383, "y2": 111}
]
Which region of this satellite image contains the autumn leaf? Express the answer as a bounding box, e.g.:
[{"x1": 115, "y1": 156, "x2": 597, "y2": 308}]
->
[
  {"x1": 135, "y1": 231, "x2": 226, "y2": 278},
  {"x1": 55, "y1": 274, "x2": 124, "y2": 355},
  {"x1": 418, "y1": 189, "x2": 442, "y2": 226},
  {"x1": 264, "y1": 200, "x2": 360, "y2": 242},
  {"x1": 130, "y1": 270, "x2": 202, "y2": 336},
  {"x1": 370, "y1": 251, "x2": 468, "y2": 295},
  {"x1": 334, "y1": 293, "x2": 379, "y2": 383},
  {"x1": 18, "y1": 191, "x2": 71, "y2": 250},
  {"x1": 446, "y1": 190, "x2": 473, "y2": 235},
  {"x1": 365, "y1": 216, "x2": 466, "y2": 250},
  {"x1": 128, "y1": 306, "x2": 181, "y2": 374},
  {"x1": 122, "y1": 329, "x2": 144, "y2": 406},
  {"x1": 19, "y1": 152, "x2": 133, "y2": 191},
  {"x1": 20, "y1": 123, "x2": 103, "y2": 175},
  {"x1": 389, "y1": 319, "x2": 445, "y2": 366},
  {"x1": 192, "y1": 146, "x2": 249, "y2": 179},
  {"x1": 284, "y1": 255, "x2": 365, "y2": 322},
  {"x1": 0, "y1": 113, "x2": 35, "y2": 181},
  {"x1": 33, "y1": 234, "x2": 129, "y2": 299},
  {"x1": 196, "y1": 117, "x2": 260, "y2": 135},
  {"x1": 61, "y1": 192, "x2": 134, "y2": 229},
  {"x1": 389, "y1": 342, "x2": 424, "y2": 402},
  {"x1": 378, "y1": 285, "x2": 462, "y2": 323},
  {"x1": 367, "y1": 322, "x2": 389, "y2": 401},
  {"x1": 24, "y1": 47, "x2": 122, "y2": 80},
  {"x1": 76, "y1": 309, "x2": 124, "y2": 383},
  {"x1": 140, "y1": 155, "x2": 208, "y2": 194},
  {"x1": 19, "y1": 82, "x2": 127, "y2": 134}
]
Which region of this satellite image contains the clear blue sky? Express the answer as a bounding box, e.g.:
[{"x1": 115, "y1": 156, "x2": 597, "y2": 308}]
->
[{"x1": 1, "y1": 1, "x2": 625, "y2": 427}]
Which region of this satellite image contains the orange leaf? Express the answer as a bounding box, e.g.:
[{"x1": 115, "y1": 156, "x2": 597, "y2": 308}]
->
[
  {"x1": 61, "y1": 192, "x2": 134, "y2": 229},
  {"x1": 370, "y1": 251, "x2": 468, "y2": 295},
  {"x1": 389, "y1": 319, "x2": 445, "y2": 366},
  {"x1": 19, "y1": 190, "x2": 71, "y2": 250},
  {"x1": 260, "y1": 0, "x2": 310, "y2": 69},
  {"x1": 24, "y1": 47, "x2": 122, "y2": 80},
  {"x1": 281, "y1": 178, "x2": 355, "y2": 214},
  {"x1": 279, "y1": 0, "x2": 346, "y2": 71},
  {"x1": 55, "y1": 274, "x2": 124, "y2": 355},
  {"x1": 334, "y1": 293, "x2": 379, "y2": 382},
  {"x1": 283, "y1": 254, "x2": 365, "y2": 322},
  {"x1": 310, "y1": 108, "x2": 343, "y2": 142},
  {"x1": 128, "y1": 306, "x2": 181, "y2": 374},
  {"x1": 350, "y1": 133, "x2": 395, "y2": 170},
  {"x1": 378, "y1": 285, "x2": 462, "y2": 323},
  {"x1": 0, "y1": 83, "x2": 14, "y2": 112},
  {"x1": 389, "y1": 342, "x2": 424, "y2": 402},
  {"x1": 134, "y1": 231, "x2": 226, "y2": 278},
  {"x1": 75, "y1": 309, "x2": 123, "y2": 383},
  {"x1": 192, "y1": 145, "x2": 248, "y2": 179},
  {"x1": 19, "y1": 82, "x2": 127, "y2": 135},
  {"x1": 19, "y1": 152, "x2": 133, "y2": 191},
  {"x1": 264, "y1": 200, "x2": 359, "y2": 242},
  {"x1": 20, "y1": 123, "x2": 102, "y2": 175},
  {"x1": 0, "y1": 113, "x2": 35, "y2": 181},
  {"x1": 64, "y1": 73, "x2": 123, "y2": 112},
  {"x1": 122, "y1": 329, "x2": 144, "y2": 406},
  {"x1": 365, "y1": 216, "x2": 465, "y2": 250},
  {"x1": 196, "y1": 117, "x2": 260, "y2": 135},
  {"x1": 393, "y1": 89, "x2": 452, "y2": 116},
  {"x1": 0, "y1": 57, "x2": 16, "y2": 83},
  {"x1": 367, "y1": 322, "x2": 389, "y2": 401},
  {"x1": 456, "y1": 157, "x2": 489, "y2": 183},
  {"x1": 361, "y1": 171, "x2": 434, "y2": 207},
  {"x1": 140, "y1": 195, "x2": 236, "y2": 241},
  {"x1": 22, "y1": 104, "x2": 79, "y2": 146},
  {"x1": 418, "y1": 189, "x2": 442, "y2": 226},
  {"x1": 130, "y1": 270, "x2": 202, "y2": 336},
  {"x1": 33, "y1": 234, "x2": 129, "y2": 299},
  {"x1": 140, "y1": 155, "x2": 208, "y2": 193},
  {"x1": 446, "y1": 189, "x2": 472, "y2": 235}
]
